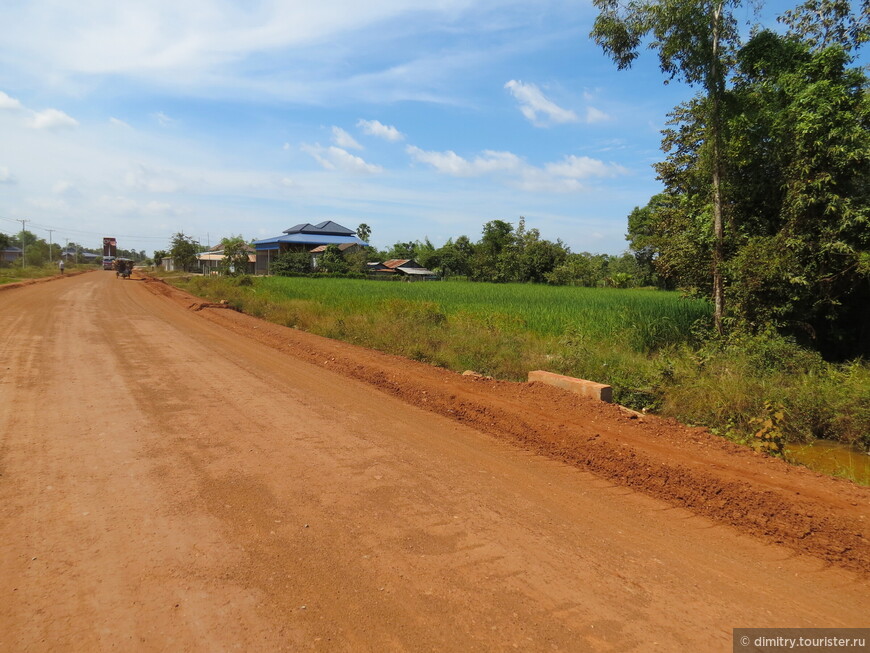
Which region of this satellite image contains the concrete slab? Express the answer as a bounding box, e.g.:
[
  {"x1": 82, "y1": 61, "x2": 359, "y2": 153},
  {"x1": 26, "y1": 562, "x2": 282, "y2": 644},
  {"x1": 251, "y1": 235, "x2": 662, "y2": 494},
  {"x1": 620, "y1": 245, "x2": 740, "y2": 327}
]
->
[{"x1": 528, "y1": 370, "x2": 613, "y2": 403}]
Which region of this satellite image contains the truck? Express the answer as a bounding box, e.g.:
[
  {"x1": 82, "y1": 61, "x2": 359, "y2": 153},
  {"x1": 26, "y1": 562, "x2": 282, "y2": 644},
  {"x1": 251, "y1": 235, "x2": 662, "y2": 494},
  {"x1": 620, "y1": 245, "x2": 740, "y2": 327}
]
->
[{"x1": 102, "y1": 237, "x2": 117, "y2": 270}]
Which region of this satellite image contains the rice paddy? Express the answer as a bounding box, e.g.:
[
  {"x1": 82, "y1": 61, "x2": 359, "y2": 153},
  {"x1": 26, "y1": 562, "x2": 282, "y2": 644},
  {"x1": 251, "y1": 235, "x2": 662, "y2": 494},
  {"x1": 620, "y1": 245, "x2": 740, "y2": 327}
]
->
[{"x1": 252, "y1": 276, "x2": 710, "y2": 352}]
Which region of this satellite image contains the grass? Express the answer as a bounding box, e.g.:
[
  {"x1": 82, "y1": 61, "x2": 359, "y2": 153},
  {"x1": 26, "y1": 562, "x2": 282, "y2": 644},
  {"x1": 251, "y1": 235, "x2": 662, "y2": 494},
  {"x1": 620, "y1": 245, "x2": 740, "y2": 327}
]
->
[
  {"x1": 0, "y1": 262, "x2": 94, "y2": 284},
  {"x1": 170, "y1": 274, "x2": 870, "y2": 482}
]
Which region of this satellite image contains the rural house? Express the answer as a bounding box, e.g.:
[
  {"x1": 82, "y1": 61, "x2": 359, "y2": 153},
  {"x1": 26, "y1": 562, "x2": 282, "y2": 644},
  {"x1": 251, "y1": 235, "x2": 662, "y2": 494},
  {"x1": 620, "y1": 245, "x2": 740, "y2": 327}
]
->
[
  {"x1": 377, "y1": 259, "x2": 438, "y2": 280},
  {"x1": 0, "y1": 246, "x2": 22, "y2": 264},
  {"x1": 252, "y1": 221, "x2": 368, "y2": 274},
  {"x1": 197, "y1": 244, "x2": 256, "y2": 275}
]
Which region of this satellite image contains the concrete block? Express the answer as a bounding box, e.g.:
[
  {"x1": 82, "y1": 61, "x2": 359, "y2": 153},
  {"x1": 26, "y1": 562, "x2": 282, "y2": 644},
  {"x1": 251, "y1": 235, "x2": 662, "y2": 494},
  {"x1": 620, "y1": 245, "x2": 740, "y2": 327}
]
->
[{"x1": 528, "y1": 370, "x2": 613, "y2": 403}]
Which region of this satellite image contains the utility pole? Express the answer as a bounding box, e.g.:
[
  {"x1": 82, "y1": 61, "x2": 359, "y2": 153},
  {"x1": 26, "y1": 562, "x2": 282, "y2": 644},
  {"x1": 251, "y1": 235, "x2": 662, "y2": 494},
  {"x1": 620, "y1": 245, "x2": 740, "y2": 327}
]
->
[
  {"x1": 47, "y1": 229, "x2": 55, "y2": 263},
  {"x1": 17, "y1": 219, "x2": 28, "y2": 270}
]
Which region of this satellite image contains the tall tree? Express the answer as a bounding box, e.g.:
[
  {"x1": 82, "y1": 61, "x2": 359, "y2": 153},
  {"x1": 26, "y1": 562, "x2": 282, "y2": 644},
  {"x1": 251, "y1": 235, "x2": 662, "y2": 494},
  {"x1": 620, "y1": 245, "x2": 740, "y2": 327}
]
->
[
  {"x1": 726, "y1": 29, "x2": 870, "y2": 356},
  {"x1": 356, "y1": 223, "x2": 371, "y2": 243},
  {"x1": 591, "y1": 0, "x2": 743, "y2": 332}
]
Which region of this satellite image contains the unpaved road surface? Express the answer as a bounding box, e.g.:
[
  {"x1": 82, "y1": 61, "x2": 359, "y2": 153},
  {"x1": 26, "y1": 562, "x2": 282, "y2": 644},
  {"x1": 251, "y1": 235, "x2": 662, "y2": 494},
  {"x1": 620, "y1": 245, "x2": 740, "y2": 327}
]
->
[{"x1": 1, "y1": 272, "x2": 868, "y2": 652}]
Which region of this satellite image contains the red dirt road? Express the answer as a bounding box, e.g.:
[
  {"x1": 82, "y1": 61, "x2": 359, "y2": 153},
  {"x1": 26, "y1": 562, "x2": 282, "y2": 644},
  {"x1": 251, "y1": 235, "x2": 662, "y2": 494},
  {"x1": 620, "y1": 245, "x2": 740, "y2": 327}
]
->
[{"x1": 1, "y1": 272, "x2": 867, "y2": 651}]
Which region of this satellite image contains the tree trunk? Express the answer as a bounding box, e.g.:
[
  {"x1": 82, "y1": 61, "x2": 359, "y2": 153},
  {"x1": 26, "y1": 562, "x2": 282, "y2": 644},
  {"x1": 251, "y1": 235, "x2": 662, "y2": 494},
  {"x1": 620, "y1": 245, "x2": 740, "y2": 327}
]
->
[{"x1": 710, "y1": 1, "x2": 725, "y2": 335}]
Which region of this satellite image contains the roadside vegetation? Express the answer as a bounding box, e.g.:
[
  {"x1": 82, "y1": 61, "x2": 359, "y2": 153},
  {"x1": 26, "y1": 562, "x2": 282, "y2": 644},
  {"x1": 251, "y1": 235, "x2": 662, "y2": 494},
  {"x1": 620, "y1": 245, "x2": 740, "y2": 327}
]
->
[
  {"x1": 0, "y1": 263, "x2": 102, "y2": 284},
  {"x1": 170, "y1": 274, "x2": 870, "y2": 468}
]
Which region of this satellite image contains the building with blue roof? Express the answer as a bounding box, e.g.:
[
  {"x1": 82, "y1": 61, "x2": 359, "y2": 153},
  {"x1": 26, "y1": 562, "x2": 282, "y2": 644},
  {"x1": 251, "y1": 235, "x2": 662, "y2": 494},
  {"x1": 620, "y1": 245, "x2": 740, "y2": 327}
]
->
[{"x1": 252, "y1": 221, "x2": 368, "y2": 274}]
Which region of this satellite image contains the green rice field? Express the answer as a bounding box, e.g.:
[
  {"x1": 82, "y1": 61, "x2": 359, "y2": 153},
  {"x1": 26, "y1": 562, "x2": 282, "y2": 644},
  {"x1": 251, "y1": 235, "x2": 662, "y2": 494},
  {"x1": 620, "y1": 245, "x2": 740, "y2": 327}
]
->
[{"x1": 250, "y1": 276, "x2": 711, "y2": 353}]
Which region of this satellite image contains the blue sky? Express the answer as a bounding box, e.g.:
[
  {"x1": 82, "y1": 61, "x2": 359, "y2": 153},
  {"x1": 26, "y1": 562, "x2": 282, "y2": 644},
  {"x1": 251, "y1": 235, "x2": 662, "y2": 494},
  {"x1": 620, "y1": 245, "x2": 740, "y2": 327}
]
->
[{"x1": 0, "y1": 0, "x2": 827, "y2": 256}]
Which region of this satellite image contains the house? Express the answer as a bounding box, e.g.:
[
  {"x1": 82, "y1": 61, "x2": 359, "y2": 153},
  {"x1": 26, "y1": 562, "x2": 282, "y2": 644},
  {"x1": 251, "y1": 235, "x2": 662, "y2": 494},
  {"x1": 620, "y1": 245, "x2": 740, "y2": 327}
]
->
[
  {"x1": 197, "y1": 244, "x2": 256, "y2": 275},
  {"x1": 61, "y1": 249, "x2": 99, "y2": 263},
  {"x1": 0, "y1": 246, "x2": 22, "y2": 264},
  {"x1": 252, "y1": 221, "x2": 368, "y2": 274},
  {"x1": 377, "y1": 259, "x2": 439, "y2": 281}
]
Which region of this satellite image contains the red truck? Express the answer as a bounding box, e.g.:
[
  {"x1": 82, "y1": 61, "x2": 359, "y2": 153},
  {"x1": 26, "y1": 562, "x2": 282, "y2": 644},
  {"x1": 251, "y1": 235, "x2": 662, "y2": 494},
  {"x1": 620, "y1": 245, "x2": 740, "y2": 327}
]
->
[{"x1": 102, "y1": 237, "x2": 117, "y2": 270}]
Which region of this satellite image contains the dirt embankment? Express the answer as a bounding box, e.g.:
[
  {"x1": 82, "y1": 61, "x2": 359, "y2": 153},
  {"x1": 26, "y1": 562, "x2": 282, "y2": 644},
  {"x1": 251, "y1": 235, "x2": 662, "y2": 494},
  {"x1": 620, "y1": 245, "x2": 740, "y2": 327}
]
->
[
  {"x1": 0, "y1": 268, "x2": 91, "y2": 292},
  {"x1": 143, "y1": 276, "x2": 870, "y2": 575}
]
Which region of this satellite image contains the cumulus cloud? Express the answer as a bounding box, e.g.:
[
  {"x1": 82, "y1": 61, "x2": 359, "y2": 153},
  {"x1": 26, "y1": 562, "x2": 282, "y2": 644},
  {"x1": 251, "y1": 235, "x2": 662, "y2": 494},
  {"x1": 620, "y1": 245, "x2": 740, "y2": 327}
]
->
[
  {"x1": 504, "y1": 80, "x2": 578, "y2": 127},
  {"x1": 301, "y1": 144, "x2": 382, "y2": 174},
  {"x1": 544, "y1": 155, "x2": 626, "y2": 179},
  {"x1": 28, "y1": 108, "x2": 79, "y2": 130},
  {"x1": 357, "y1": 119, "x2": 404, "y2": 142},
  {"x1": 407, "y1": 146, "x2": 627, "y2": 192},
  {"x1": 332, "y1": 126, "x2": 362, "y2": 150},
  {"x1": 406, "y1": 146, "x2": 521, "y2": 177},
  {"x1": 0, "y1": 91, "x2": 23, "y2": 110}
]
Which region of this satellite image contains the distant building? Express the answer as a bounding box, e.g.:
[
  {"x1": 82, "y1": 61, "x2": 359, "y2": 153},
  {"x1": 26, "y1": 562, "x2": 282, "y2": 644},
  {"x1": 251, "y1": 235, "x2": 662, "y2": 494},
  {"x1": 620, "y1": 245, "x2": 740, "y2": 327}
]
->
[
  {"x1": 377, "y1": 259, "x2": 439, "y2": 281},
  {"x1": 252, "y1": 221, "x2": 368, "y2": 274},
  {"x1": 0, "y1": 246, "x2": 22, "y2": 264},
  {"x1": 60, "y1": 249, "x2": 99, "y2": 262},
  {"x1": 197, "y1": 244, "x2": 256, "y2": 275}
]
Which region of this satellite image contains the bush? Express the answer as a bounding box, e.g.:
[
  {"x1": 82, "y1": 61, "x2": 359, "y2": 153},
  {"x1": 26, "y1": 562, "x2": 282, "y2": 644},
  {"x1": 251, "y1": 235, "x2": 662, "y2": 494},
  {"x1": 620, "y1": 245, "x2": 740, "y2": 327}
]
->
[{"x1": 271, "y1": 251, "x2": 311, "y2": 275}]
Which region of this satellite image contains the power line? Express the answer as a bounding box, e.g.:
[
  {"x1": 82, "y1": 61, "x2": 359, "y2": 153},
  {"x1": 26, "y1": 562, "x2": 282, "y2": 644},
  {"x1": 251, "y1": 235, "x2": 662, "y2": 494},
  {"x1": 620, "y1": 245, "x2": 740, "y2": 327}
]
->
[{"x1": 0, "y1": 214, "x2": 172, "y2": 241}]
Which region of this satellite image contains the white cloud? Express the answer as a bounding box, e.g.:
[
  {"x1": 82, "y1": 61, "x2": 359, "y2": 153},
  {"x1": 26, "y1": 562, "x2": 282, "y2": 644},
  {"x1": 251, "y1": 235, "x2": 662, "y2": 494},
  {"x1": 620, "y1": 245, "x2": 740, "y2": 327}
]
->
[
  {"x1": 544, "y1": 155, "x2": 626, "y2": 179},
  {"x1": 585, "y1": 106, "x2": 610, "y2": 124},
  {"x1": 357, "y1": 119, "x2": 404, "y2": 142},
  {"x1": 301, "y1": 144, "x2": 383, "y2": 174},
  {"x1": 109, "y1": 116, "x2": 131, "y2": 128},
  {"x1": 407, "y1": 146, "x2": 627, "y2": 193},
  {"x1": 124, "y1": 164, "x2": 186, "y2": 193},
  {"x1": 513, "y1": 170, "x2": 584, "y2": 193},
  {"x1": 28, "y1": 108, "x2": 79, "y2": 130},
  {"x1": 406, "y1": 146, "x2": 521, "y2": 177},
  {"x1": 153, "y1": 111, "x2": 173, "y2": 126},
  {"x1": 0, "y1": 167, "x2": 16, "y2": 184},
  {"x1": 28, "y1": 196, "x2": 69, "y2": 211},
  {"x1": 143, "y1": 200, "x2": 174, "y2": 214},
  {"x1": 52, "y1": 180, "x2": 78, "y2": 196},
  {"x1": 504, "y1": 80, "x2": 578, "y2": 127},
  {"x1": 331, "y1": 126, "x2": 362, "y2": 150},
  {"x1": 96, "y1": 194, "x2": 181, "y2": 216},
  {"x1": 0, "y1": 91, "x2": 23, "y2": 110}
]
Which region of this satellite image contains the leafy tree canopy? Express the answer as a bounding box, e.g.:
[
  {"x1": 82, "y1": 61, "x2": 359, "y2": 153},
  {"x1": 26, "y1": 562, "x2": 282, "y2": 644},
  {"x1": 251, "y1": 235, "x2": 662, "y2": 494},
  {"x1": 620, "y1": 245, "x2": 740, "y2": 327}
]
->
[{"x1": 170, "y1": 233, "x2": 200, "y2": 272}]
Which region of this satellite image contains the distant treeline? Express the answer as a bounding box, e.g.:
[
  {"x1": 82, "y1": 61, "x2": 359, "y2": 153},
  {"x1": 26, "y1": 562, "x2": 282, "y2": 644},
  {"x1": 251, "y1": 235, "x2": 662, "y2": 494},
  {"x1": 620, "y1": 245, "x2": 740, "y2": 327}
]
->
[
  {"x1": 0, "y1": 230, "x2": 147, "y2": 267},
  {"x1": 369, "y1": 217, "x2": 657, "y2": 288}
]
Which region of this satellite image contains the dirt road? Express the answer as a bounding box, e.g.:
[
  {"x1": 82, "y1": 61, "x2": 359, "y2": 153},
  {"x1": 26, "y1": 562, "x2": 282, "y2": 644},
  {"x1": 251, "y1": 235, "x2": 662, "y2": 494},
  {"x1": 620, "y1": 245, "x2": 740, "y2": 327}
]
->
[{"x1": 1, "y1": 272, "x2": 867, "y2": 651}]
